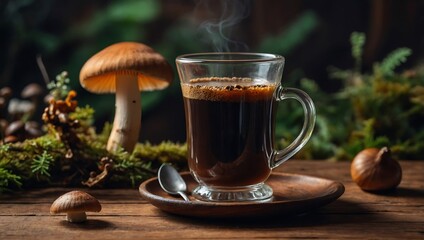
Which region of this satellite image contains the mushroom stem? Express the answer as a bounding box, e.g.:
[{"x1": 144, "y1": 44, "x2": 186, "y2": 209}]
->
[
  {"x1": 66, "y1": 212, "x2": 87, "y2": 223},
  {"x1": 107, "y1": 75, "x2": 141, "y2": 153}
]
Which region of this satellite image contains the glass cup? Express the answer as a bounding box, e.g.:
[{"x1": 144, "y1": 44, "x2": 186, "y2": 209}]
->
[{"x1": 176, "y1": 53, "x2": 316, "y2": 202}]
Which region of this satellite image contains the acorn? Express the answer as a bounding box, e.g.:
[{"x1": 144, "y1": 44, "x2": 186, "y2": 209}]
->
[{"x1": 351, "y1": 147, "x2": 402, "y2": 192}]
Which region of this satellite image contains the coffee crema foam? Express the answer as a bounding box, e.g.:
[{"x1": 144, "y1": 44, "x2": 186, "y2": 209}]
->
[{"x1": 181, "y1": 77, "x2": 276, "y2": 102}]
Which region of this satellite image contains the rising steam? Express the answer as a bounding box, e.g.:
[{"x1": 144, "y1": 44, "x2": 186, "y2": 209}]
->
[{"x1": 195, "y1": 0, "x2": 250, "y2": 52}]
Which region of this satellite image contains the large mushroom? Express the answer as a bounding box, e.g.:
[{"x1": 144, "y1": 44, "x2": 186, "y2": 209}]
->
[
  {"x1": 79, "y1": 42, "x2": 173, "y2": 153},
  {"x1": 50, "y1": 190, "x2": 101, "y2": 223}
]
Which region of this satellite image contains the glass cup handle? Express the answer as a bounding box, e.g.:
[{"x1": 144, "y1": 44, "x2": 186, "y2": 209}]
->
[{"x1": 270, "y1": 86, "x2": 316, "y2": 169}]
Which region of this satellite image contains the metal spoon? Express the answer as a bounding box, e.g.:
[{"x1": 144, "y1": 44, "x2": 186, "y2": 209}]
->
[{"x1": 158, "y1": 164, "x2": 190, "y2": 201}]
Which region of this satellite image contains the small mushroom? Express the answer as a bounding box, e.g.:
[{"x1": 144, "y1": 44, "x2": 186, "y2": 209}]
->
[
  {"x1": 5, "y1": 120, "x2": 25, "y2": 137},
  {"x1": 0, "y1": 87, "x2": 12, "y2": 119},
  {"x1": 25, "y1": 121, "x2": 43, "y2": 138},
  {"x1": 8, "y1": 98, "x2": 35, "y2": 119},
  {"x1": 79, "y1": 42, "x2": 173, "y2": 153},
  {"x1": 50, "y1": 190, "x2": 102, "y2": 223},
  {"x1": 0, "y1": 119, "x2": 8, "y2": 131},
  {"x1": 3, "y1": 135, "x2": 18, "y2": 143},
  {"x1": 21, "y1": 83, "x2": 44, "y2": 99},
  {"x1": 0, "y1": 87, "x2": 12, "y2": 99},
  {"x1": 0, "y1": 97, "x2": 5, "y2": 109},
  {"x1": 21, "y1": 83, "x2": 44, "y2": 118}
]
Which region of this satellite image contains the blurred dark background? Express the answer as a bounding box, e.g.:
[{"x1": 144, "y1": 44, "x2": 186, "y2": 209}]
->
[{"x1": 1, "y1": 0, "x2": 423, "y2": 144}]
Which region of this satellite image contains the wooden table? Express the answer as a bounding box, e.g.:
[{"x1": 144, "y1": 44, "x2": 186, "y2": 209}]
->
[{"x1": 1, "y1": 161, "x2": 423, "y2": 239}]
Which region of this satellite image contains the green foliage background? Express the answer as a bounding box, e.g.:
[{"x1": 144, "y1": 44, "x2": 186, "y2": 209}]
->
[{"x1": 282, "y1": 33, "x2": 424, "y2": 161}]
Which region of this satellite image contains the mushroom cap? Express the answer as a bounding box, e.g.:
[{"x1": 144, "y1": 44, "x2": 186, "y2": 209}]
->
[
  {"x1": 21, "y1": 83, "x2": 44, "y2": 99},
  {"x1": 0, "y1": 87, "x2": 13, "y2": 99},
  {"x1": 79, "y1": 42, "x2": 173, "y2": 93},
  {"x1": 50, "y1": 191, "x2": 101, "y2": 214},
  {"x1": 5, "y1": 120, "x2": 25, "y2": 136}
]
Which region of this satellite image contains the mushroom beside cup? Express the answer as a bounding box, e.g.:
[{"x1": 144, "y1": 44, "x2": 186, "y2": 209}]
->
[{"x1": 79, "y1": 42, "x2": 173, "y2": 153}]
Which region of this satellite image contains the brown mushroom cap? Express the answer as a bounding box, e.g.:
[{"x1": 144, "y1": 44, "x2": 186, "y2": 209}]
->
[
  {"x1": 0, "y1": 87, "x2": 12, "y2": 99},
  {"x1": 79, "y1": 42, "x2": 173, "y2": 93},
  {"x1": 50, "y1": 190, "x2": 101, "y2": 214},
  {"x1": 21, "y1": 83, "x2": 44, "y2": 99},
  {"x1": 5, "y1": 120, "x2": 25, "y2": 136}
]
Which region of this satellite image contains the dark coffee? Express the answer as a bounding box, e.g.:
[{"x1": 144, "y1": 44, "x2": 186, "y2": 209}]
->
[{"x1": 182, "y1": 77, "x2": 277, "y2": 187}]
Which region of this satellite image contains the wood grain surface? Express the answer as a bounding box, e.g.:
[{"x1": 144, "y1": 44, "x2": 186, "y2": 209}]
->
[{"x1": 0, "y1": 160, "x2": 423, "y2": 239}]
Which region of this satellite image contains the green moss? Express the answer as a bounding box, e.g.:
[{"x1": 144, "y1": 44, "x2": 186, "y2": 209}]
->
[
  {"x1": 0, "y1": 72, "x2": 187, "y2": 192},
  {"x1": 0, "y1": 132, "x2": 187, "y2": 191}
]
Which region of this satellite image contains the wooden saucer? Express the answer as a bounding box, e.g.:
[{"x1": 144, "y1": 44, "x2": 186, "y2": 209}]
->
[{"x1": 139, "y1": 172, "x2": 344, "y2": 218}]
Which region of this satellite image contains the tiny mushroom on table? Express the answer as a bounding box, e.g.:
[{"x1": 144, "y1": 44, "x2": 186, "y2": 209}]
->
[
  {"x1": 79, "y1": 42, "x2": 173, "y2": 153},
  {"x1": 50, "y1": 190, "x2": 102, "y2": 223}
]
